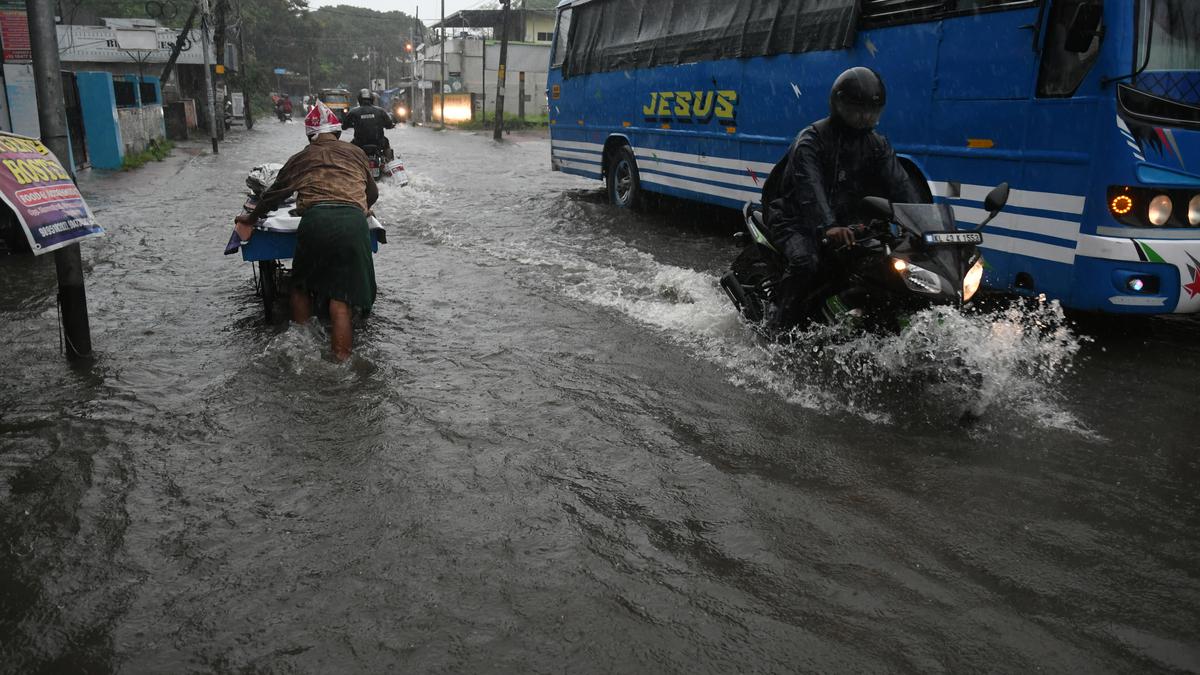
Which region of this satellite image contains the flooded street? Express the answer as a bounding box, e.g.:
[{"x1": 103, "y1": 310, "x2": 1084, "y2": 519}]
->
[{"x1": 2, "y1": 121, "x2": 1199, "y2": 672}]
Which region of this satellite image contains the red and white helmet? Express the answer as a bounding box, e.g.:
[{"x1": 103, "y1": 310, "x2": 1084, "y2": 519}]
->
[{"x1": 304, "y1": 100, "x2": 342, "y2": 138}]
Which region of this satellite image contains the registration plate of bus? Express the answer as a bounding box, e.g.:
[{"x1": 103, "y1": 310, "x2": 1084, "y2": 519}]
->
[{"x1": 924, "y1": 231, "x2": 983, "y2": 245}]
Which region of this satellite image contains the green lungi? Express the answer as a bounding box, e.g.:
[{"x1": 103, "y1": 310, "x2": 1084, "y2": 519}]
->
[{"x1": 291, "y1": 203, "x2": 376, "y2": 314}]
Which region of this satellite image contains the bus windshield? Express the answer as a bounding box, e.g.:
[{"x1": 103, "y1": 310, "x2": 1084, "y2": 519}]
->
[{"x1": 1139, "y1": 0, "x2": 1200, "y2": 71}]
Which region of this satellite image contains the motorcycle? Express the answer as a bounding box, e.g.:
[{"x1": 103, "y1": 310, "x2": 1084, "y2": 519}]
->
[
  {"x1": 719, "y1": 183, "x2": 1009, "y2": 333},
  {"x1": 359, "y1": 143, "x2": 410, "y2": 186}
]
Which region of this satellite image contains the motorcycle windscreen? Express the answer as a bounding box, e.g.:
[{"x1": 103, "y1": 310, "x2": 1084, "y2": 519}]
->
[{"x1": 891, "y1": 203, "x2": 970, "y2": 285}]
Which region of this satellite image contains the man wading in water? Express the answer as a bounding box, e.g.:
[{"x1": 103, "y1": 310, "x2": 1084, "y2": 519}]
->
[{"x1": 234, "y1": 100, "x2": 379, "y2": 361}]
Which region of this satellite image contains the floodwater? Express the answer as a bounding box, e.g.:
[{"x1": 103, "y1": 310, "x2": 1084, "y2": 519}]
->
[{"x1": 1, "y1": 120, "x2": 1197, "y2": 673}]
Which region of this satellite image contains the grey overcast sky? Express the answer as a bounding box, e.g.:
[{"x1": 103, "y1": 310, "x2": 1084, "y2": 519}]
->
[{"x1": 309, "y1": 0, "x2": 494, "y2": 21}]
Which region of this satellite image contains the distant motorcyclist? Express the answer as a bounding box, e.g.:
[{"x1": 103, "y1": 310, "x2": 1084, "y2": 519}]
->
[
  {"x1": 762, "y1": 67, "x2": 920, "y2": 326},
  {"x1": 342, "y1": 88, "x2": 396, "y2": 161},
  {"x1": 274, "y1": 95, "x2": 292, "y2": 121}
]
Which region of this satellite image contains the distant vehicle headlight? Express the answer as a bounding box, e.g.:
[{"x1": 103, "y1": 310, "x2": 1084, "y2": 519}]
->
[
  {"x1": 396, "y1": 106, "x2": 407, "y2": 117},
  {"x1": 1148, "y1": 194, "x2": 1172, "y2": 226},
  {"x1": 963, "y1": 258, "x2": 984, "y2": 302},
  {"x1": 1189, "y1": 194, "x2": 1200, "y2": 226}
]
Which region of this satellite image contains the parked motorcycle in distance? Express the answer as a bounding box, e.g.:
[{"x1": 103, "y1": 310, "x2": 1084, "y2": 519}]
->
[{"x1": 720, "y1": 183, "x2": 1009, "y2": 333}]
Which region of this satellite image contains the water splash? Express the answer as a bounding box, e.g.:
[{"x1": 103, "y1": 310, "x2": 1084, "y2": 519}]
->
[
  {"x1": 408, "y1": 193, "x2": 1089, "y2": 433},
  {"x1": 762, "y1": 298, "x2": 1091, "y2": 431}
]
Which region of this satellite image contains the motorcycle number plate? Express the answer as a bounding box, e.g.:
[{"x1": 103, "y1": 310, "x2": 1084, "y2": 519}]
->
[{"x1": 924, "y1": 231, "x2": 982, "y2": 245}]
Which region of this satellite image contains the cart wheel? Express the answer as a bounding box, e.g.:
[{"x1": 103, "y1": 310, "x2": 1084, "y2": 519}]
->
[{"x1": 258, "y1": 260, "x2": 278, "y2": 322}]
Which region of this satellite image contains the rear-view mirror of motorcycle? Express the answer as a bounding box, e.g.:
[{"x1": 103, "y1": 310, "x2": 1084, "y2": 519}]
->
[
  {"x1": 861, "y1": 196, "x2": 893, "y2": 223},
  {"x1": 971, "y1": 182, "x2": 1011, "y2": 231}
]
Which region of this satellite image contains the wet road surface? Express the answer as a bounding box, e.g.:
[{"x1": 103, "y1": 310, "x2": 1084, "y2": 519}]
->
[{"x1": 1, "y1": 120, "x2": 1198, "y2": 673}]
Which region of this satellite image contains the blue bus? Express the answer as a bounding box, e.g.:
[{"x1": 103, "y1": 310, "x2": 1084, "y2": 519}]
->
[{"x1": 546, "y1": 0, "x2": 1200, "y2": 315}]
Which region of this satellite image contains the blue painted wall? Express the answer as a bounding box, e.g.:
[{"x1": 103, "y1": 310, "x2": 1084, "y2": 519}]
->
[{"x1": 75, "y1": 71, "x2": 123, "y2": 169}]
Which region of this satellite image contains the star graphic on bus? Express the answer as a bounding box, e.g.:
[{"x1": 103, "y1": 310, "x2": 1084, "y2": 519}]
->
[{"x1": 1184, "y1": 254, "x2": 1200, "y2": 299}]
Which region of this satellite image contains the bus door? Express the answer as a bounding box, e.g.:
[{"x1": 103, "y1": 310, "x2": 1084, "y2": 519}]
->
[
  {"x1": 1023, "y1": 0, "x2": 1107, "y2": 302},
  {"x1": 932, "y1": 1, "x2": 1043, "y2": 289}
]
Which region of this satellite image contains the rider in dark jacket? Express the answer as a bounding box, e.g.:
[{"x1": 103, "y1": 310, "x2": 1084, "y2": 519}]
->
[
  {"x1": 342, "y1": 88, "x2": 396, "y2": 160},
  {"x1": 763, "y1": 67, "x2": 920, "y2": 326}
]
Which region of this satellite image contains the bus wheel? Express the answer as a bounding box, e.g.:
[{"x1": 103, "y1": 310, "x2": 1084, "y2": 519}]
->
[{"x1": 606, "y1": 145, "x2": 642, "y2": 209}]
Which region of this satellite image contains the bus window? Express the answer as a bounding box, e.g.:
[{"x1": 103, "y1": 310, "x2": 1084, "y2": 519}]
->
[
  {"x1": 862, "y1": 0, "x2": 1036, "y2": 25},
  {"x1": 1037, "y1": 0, "x2": 1103, "y2": 97},
  {"x1": 566, "y1": 0, "x2": 858, "y2": 76},
  {"x1": 947, "y1": 0, "x2": 1038, "y2": 11},
  {"x1": 860, "y1": 0, "x2": 943, "y2": 25},
  {"x1": 551, "y1": 8, "x2": 572, "y2": 70}
]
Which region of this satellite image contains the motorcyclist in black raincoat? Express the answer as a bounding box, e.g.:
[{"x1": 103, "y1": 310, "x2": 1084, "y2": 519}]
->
[
  {"x1": 343, "y1": 88, "x2": 396, "y2": 161},
  {"x1": 762, "y1": 67, "x2": 920, "y2": 327}
]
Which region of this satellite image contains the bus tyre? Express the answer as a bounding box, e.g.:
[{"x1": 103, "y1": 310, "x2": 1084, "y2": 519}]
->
[{"x1": 606, "y1": 145, "x2": 643, "y2": 210}]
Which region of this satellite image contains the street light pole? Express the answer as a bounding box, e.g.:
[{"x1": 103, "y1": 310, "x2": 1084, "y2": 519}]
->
[
  {"x1": 25, "y1": 0, "x2": 93, "y2": 359},
  {"x1": 198, "y1": 0, "x2": 219, "y2": 154}
]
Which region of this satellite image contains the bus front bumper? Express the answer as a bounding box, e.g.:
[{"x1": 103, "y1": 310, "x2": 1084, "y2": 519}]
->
[{"x1": 1073, "y1": 234, "x2": 1200, "y2": 313}]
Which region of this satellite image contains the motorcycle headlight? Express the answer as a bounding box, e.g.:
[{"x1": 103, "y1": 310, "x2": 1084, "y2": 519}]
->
[
  {"x1": 397, "y1": 106, "x2": 407, "y2": 117},
  {"x1": 894, "y1": 259, "x2": 942, "y2": 294},
  {"x1": 963, "y1": 258, "x2": 984, "y2": 302}
]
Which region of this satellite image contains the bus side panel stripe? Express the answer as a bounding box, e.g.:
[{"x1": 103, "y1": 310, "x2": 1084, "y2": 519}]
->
[
  {"x1": 929, "y1": 181, "x2": 1086, "y2": 215},
  {"x1": 554, "y1": 149, "x2": 603, "y2": 162},
  {"x1": 633, "y1": 147, "x2": 777, "y2": 175},
  {"x1": 552, "y1": 140, "x2": 606, "y2": 152},
  {"x1": 981, "y1": 233, "x2": 1077, "y2": 265},
  {"x1": 560, "y1": 159, "x2": 601, "y2": 176},
  {"x1": 639, "y1": 157, "x2": 762, "y2": 191},
  {"x1": 640, "y1": 171, "x2": 761, "y2": 203},
  {"x1": 954, "y1": 205, "x2": 1081, "y2": 242}
]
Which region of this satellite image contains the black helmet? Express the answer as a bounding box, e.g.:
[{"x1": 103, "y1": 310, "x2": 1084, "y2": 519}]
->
[
  {"x1": 358, "y1": 88, "x2": 373, "y2": 105},
  {"x1": 829, "y1": 67, "x2": 886, "y2": 131}
]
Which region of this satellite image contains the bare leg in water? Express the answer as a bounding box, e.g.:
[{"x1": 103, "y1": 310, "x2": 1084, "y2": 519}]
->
[
  {"x1": 328, "y1": 299, "x2": 353, "y2": 362},
  {"x1": 291, "y1": 287, "x2": 312, "y2": 323}
]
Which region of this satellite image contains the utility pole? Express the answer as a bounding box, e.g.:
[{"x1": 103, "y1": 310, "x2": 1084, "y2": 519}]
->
[
  {"x1": 475, "y1": 34, "x2": 480, "y2": 121},
  {"x1": 439, "y1": 0, "x2": 445, "y2": 129},
  {"x1": 493, "y1": 0, "x2": 510, "y2": 141},
  {"x1": 236, "y1": 5, "x2": 252, "y2": 130},
  {"x1": 198, "y1": 0, "x2": 219, "y2": 154},
  {"x1": 25, "y1": 0, "x2": 92, "y2": 359}
]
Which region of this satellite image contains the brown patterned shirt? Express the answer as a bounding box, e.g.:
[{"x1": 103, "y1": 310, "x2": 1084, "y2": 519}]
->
[{"x1": 250, "y1": 134, "x2": 378, "y2": 219}]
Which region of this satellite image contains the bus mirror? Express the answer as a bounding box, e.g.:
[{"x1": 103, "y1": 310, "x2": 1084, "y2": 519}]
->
[
  {"x1": 984, "y1": 183, "x2": 1010, "y2": 214},
  {"x1": 862, "y1": 196, "x2": 893, "y2": 222},
  {"x1": 1064, "y1": 2, "x2": 1103, "y2": 53}
]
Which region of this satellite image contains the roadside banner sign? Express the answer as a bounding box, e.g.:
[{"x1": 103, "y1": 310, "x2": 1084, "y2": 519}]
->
[
  {"x1": 0, "y1": 132, "x2": 102, "y2": 255},
  {"x1": 273, "y1": 67, "x2": 286, "y2": 75}
]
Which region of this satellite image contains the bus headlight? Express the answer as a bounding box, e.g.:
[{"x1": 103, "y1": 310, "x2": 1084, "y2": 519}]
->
[
  {"x1": 1148, "y1": 194, "x2": 1172, "y2": 226},
  {"x1": 963, "y1": 258, "x2": 984, "y2": 302},
  {"x1": 1189, "y1": 194, "x2": 1200, "y2": 226}
]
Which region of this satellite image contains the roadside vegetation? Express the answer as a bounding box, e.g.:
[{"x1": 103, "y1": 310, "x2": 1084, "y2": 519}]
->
[
  {"x1": 121, "y1": 139, "x2": 174, "y2": 171},
  {"x1": 453, "y1": 112, "x2": 550, "y2": 132}
]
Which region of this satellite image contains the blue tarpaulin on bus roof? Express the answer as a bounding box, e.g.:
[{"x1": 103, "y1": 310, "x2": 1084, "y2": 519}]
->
[{"x1": 563, "y1": 0, "x2": 859, "y2": 77}]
